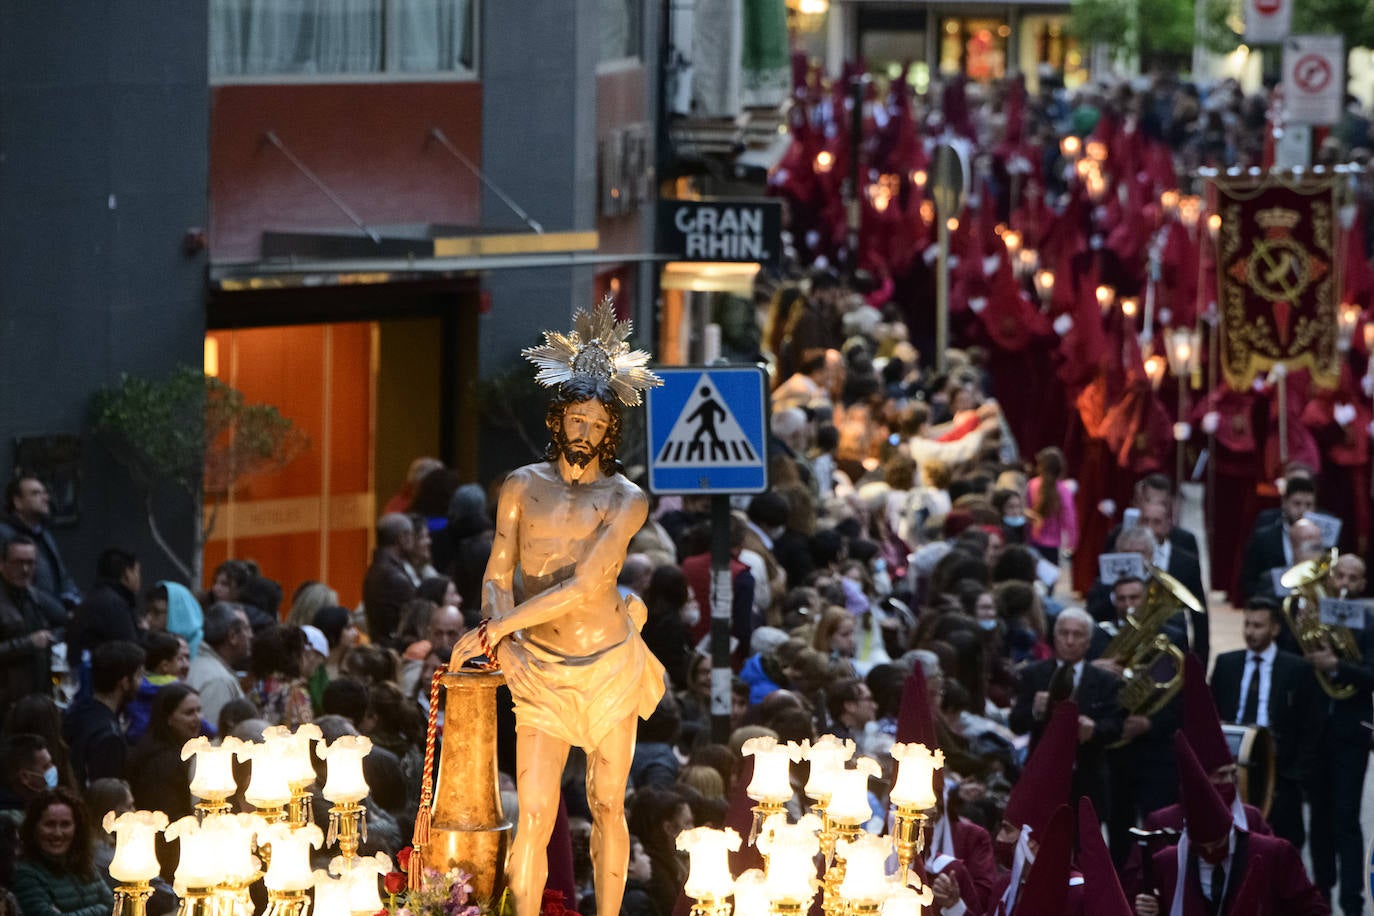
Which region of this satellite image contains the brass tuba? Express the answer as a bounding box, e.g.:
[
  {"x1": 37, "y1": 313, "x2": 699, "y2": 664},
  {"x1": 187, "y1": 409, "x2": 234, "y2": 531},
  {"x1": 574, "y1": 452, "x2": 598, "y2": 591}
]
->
[
  {"x1": 1281, "y1": 547, "x2": 1361, "y2": 700},
  {"x1": 1103, "y1": 568, "x2": 1196, "y2": 733}
]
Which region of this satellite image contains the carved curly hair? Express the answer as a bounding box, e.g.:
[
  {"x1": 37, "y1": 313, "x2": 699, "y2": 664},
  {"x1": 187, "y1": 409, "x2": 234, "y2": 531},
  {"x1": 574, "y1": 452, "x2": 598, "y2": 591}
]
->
[{"x1": 543, "y1": 377, "x2": 623, "y2": 476}]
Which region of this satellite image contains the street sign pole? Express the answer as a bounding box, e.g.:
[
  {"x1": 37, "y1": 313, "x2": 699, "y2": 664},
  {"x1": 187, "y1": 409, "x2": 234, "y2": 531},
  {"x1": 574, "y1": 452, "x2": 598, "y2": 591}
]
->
[
  {"x1": 936, "y1": 213, "x2": 950, "y2": 375},
  {"x1": 931, "y1": 144, "x2": 966, "y2": 376},
  {"x1": 709, "y1": 496, "x2": 732, "y2": 743}
]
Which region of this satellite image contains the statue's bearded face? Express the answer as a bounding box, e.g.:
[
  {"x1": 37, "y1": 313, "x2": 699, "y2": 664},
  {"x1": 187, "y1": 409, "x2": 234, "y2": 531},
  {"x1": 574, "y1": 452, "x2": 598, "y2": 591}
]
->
[{"x1": 555, "y1": 398, "x2": 612, "y2": 468}]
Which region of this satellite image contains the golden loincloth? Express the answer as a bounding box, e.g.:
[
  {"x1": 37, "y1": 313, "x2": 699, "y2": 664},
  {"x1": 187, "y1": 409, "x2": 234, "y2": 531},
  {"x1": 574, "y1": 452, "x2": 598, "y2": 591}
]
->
[{"x1": 505, "y1": 628, "x2": 666, "y2": 751}]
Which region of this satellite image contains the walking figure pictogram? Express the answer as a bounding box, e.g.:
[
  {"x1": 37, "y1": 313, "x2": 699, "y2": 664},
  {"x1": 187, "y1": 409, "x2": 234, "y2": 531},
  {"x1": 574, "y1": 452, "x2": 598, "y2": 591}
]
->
[{"x1": 686, "y1": 387, "x2": 727, "y2": 461}]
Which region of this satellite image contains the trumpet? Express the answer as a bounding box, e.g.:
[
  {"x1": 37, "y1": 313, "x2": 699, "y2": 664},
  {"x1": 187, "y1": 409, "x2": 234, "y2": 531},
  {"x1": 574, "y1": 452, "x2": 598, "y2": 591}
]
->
[
  {"x1": 1102, "y1": 569, "x2": 1196, "y2": 733},
  {"x1": 1281, "y1": 548, "x2": 1362, "y2": 701}
]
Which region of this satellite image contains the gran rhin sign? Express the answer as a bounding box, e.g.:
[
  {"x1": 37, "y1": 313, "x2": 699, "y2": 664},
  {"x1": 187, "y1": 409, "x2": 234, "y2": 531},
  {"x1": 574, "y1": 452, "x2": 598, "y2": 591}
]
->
[{"x1": 659, "y1": 198, "x2": 782, "y2": 270}]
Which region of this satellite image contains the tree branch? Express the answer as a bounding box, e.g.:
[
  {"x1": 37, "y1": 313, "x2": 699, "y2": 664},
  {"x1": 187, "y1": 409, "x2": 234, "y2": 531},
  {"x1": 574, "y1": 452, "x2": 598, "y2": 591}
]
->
[{"x1": 145, "y1": 492, "x2": 193, "y2": 583}]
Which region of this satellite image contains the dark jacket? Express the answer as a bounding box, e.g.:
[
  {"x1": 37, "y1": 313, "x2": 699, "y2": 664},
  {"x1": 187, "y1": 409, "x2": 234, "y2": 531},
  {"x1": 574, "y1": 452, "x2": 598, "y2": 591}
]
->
[
  {"x1": 67, "y1": 580, "x2": 139, "y2": 665},
  {"x1": 362, "y1": 549, "x2": 416, "y2": 645},
  {"x1": 62, "y1": 696, "x2": 128, "y2": 786},
  {"x1": 127, "y1": 736, "x2": 193, "y2": 882},
  {"x1": 1211, "y1": 647, "x2": 1323, "y2": 780},
  {"x1": 1239, "y1": 521, "x2": 1290, "y2": 604},
  {"x1": 0, "y1": 583, "x2": 53, "y2": 716},
  {"x1": 13, "y1": 858, "x2": 113, "y2": 916},
  {"x1": 0, "y1": 515, "x2": 80, "y2": 609}
]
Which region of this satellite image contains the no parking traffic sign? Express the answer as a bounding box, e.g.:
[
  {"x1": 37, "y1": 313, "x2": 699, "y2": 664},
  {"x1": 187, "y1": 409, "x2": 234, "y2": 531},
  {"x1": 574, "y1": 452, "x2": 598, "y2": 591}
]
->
[
  {"x1": 646, "y1": 366, "x2": 769, "y2": 495},
  {"x1": 1283, "y1": 35, "x2": 1343, "y2": 126}
]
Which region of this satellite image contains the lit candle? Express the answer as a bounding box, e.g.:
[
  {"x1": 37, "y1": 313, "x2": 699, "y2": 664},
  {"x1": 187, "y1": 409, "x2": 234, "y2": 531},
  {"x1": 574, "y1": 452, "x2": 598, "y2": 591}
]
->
[
  {"x1": 758, "y1": 813, "x2": 822, "y2": 906},
  {"x1": 677, "y1": 827, "x2": 741, "y2": 901},
  {"x1": 742, "y1": 737, "x2": 804, "y2": 804},
  {"x1": 826, "y1": 757, "x2": 882, "y2": 826},
  {"x1": 1179, "y1": 196, "x2": 1201, "y2": 229},
  {"x1": 182, "y1": 736, "x2": 248, "y2": 802},
  {"x1": 1363, "y1": 322, "x2": 1374, "y2": 355},
  {"x1": 815, "y1": 151, "x2": 835, "y2": 174},
  {"x1": 1034, "y1": 269, "x2": 1055, "y2": 299},
  {"x1": 733, "y1": 869, "x2": 769, "y2": 913},
  {"x1": 882, "y1": 883, "x2": 935, "y2": 915},
  {"x1": 1060, "y1": 136, "x2": 1081, "y2": 158},
  {"x1": 166, "y1": 815, "x2": 228, "y2": 890},
  {"x1": 945, "y1": 217, "x2": 959, "y2": 232},
  {"x1": 1017, "y1": 248, "x2": 1037, "y2": 272},
  {"x1": 1095, "y1": 285, "x2": 1115, "y2": 311},
  {"x1": 105, "y1": 811, "x2": 168, "y2": 884},
  {"x1": 260, "y1": 823, "x2": 323, "y2": 892},
  {"x1": 1002, "y1": 230, "x2": 1022, "y2": 258},
  {"x1": 317, "y1": 735, "x2": 373, "y2": 804},
  {"x1": 1145, "y1": 356, "x2": 1167, "y2": 391},
  {"x1": 911, "y1": 169, "x2": 927, "y2": 188},
  {"x1": 804, "y1": 734, "x2": 856, "y2": 803},
  {"x1": 890, "y1": 743, "x2": 944, "y2": 810},
  {"x1": 837, "y1": 834, "x2": 894, "y2": 906},
  {"x1": 244, "y1": 740, "x2": 295, "y2": 811},
  {"x1": 1338, "y1": 303, "x2": 1361, "y2": 352},
  {"x1": 1086, "y1": 140, "x2": 1107, "y2": 162},
  {"x1": 1207, "y1": 213, "x2": 1222, "y2": 240},
  {"x1": 1121, "y1": 297, "x2": 1139, "y2": 319}
]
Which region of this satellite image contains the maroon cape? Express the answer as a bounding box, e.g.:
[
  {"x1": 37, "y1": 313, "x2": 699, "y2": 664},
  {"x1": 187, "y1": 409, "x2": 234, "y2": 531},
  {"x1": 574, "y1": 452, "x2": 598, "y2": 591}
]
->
[
  {"x1": 1142, "y1": 802, "x2": 1272, "y2": 838},
  {"x1": 1146, "y1": 831, "x2": 1328, "y2": 916}
]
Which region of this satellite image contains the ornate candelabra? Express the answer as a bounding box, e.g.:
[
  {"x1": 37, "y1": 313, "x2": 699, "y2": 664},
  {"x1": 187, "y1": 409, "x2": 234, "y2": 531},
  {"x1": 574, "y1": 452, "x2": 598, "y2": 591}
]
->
[
  {"x1": 318, "y1": 735, "x2": 373, "y2": 859},
  {"x1": 820, "y1": 759, "x2": 879, "y2": 916},
  {"x1": 678, "y1": 826, "x2": 741, "y2": 916},
  {"x1": 183, "y1": 736, "x2": 248, "y2": 819},
  {"x1": 758, "y1": 813, "x2": 822, "y2": 916},
  {"x1": 107, "y1": 811, "x2": 168, "y2": 916},
  {"x1": 260, "y1": 823, "x2": 322, "y2": 916},
  {"x1": 888, "y1": 743, "x2": 943, "y2": 878},
  {"x1": 741, "y1": 736, "x2": 804, "y2": 846},
  {"x1": 836, "y1": 834, "x2": 893, "y2": 915},
  {"x1": 267, "y1": 724, "x2": 321, "y2": 829}
]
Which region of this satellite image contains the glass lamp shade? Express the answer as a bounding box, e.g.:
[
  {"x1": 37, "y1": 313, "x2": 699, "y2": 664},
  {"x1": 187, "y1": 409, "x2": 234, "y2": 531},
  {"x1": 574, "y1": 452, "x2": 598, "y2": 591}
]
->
[
  {"x1": 804, "y1": 735, "x2": 856, "y2": 802},
  {"x1": 742, "y1": 736, "x2": 803, "y2": 804},
  {"x1": 217, "y1": 813, "x2": 266, "y2": 885},
  {"x1": 882, "y1": 884, "x2": 934, "y2": 915},
  {"x1": 244, "y1": 740, "x2": 295, "y2": 809},
  {"x1": 335, "y1": 853, "x2": 391, "y2": 914},
  {"x1": 318, "y1": 735, "x2": 373, "y2": 803},
  {"x1": 260, "y1": 824, "x2": 323, "y2": 892},
  {"x1": 758, "y1": 814, "x2": 822, "y2": 905},
  {"x1": 837, "y1": 834, "x2": 894, "y2": 905},
  {"x1": 182, "y1": 736, "x2": 247, "y2": 801},
  {"x1": 733, "y1": 870, "x2": 769, "y2": 914},
  {"x1": 266, "y1": 724, "x2": 322, "y2": 788},
  {"x1": 826, "y1": 758, "x2": 881, "y2": 825},
  {"x1": 165, "y1": 815, "x2": 227, "y2": 890},
  {"x1": 313, "y1": 869, "x2": 351, "y2": 913},
  {"x1": 677, "y1": 827, "x2": 741, "y2": 900},
  {"x1": 105, "y1": 811, "x2": 168, "y2": 883},
  {"x1": 890, "y1": 743, "x2": 944, "y2": 810}
]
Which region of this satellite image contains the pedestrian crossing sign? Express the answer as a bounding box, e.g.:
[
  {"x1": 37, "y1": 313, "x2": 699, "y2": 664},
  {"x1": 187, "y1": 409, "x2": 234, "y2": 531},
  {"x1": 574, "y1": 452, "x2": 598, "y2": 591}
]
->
[{"x1": 646, "y1": 366, "x2": 769, "y2": 495}]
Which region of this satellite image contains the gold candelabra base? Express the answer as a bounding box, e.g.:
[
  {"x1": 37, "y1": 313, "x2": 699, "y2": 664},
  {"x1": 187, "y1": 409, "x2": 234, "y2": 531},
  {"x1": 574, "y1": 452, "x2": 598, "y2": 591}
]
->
[
  {"x1": 769, "y1": 901, "x2": 806, "y2": 916},
  {"x1": 327, "y1": 800, "x2": 367, "y2": 860},
  {"x1": 288, "y1": 787, "x2": 313, "y2": 829},
  {"x1": 844, "y1": 902, "x2": 884, "y2": 916},
  {"x1": 174, "y1": 886, "x2": 223, "y2": 916},
  {"x1": 262, "y1": 888, "x2": 311, "y2": 916},
  {"x1": 748, "y1": 799, "x2": 786, "y2": 847},
  {"x1": 113, "y1": 880, "x2": 154, "y2": 916},
  {"x1": 688, "y1": 896, "x2": 733, "y2": 916},
  {"x1": 821, "y1": 822, "x2": 862, "y2": 916},
  {"x1": 891, "y1": 807, "x2": 929, "y2": 880},
  {"x1": 194, "y1": 799, "x2": 232, "y2": 821}
]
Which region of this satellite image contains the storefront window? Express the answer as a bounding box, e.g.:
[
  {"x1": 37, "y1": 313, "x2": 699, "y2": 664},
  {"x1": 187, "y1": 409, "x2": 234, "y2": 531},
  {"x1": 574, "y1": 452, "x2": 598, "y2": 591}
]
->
[
  {"x1": 210, "y1": 0, "x2": 478, "y2": 78},
  {"x1": 938, "y1": 17, "x2": 1008, "y2": 82}
]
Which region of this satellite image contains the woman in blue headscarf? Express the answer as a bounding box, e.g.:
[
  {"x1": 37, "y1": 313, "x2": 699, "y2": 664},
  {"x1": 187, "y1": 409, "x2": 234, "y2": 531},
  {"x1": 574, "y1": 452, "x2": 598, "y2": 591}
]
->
[{"x1": 160, "y1": 580, "x2": 203, "y2": 660}]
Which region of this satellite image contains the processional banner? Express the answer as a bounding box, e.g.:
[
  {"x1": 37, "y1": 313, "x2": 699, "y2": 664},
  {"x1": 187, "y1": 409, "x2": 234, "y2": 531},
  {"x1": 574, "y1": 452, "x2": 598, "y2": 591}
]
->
[{"x1": 1213, "y1": 174, "x2": 1342, "y2": 390}]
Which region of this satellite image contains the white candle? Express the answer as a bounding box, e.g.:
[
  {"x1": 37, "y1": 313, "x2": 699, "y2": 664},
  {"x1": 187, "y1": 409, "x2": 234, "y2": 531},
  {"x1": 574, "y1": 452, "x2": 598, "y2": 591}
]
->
[
  {"x1": 677, "y1": 827, "x2": 741, "y2": 900},
  {"x1": 165, "y1": 815, "x2": 227, "y2": 890},
  {"x1": 317, "y1": 735, "x2": 373, "y2": 804},
  {"x1": 890, "y1": 743, "x2": 944, "y2": 810},
  {"x1": 181, "y1": 736, "x2": 248, "y2": 801},
  {"x1": 742, "y1": 737, "x2": 804, "y2": 804},
  {"x1": 837, "y1": 834, "x2": 894, "y2": 905},
  {"x1": 105, "y1": 811, "x2": 168, "y2": 884},
  {"x1": 826, "y1": 758, "x2": 882, "y2": 826},
  {"x1": 260, "y1": 823, "x2": 323, "y2": 892},
  {"x1": 804, "y1": 735, "x2": 855, "y2": 803},
  {"x1": 882, "y1": 883, "x2": 934, "y2": 915}
]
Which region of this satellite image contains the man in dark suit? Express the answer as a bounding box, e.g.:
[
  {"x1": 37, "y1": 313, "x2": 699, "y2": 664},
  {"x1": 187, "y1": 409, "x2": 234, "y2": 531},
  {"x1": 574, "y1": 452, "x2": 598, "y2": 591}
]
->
[
  {"x1": 1101, "y1": 472, "x2": 1201, "y2": 557},
  {"x1": 1303, "y1": 555, "x2": 1373, "y2": 916},
  {"x1": 1238, "y1": 477, "x2": 1318, "y2": 604},
  {"x1": 1210, "y1": 600, "x2": 1321, "y2": 851},
  {"x1": 1137, "y1": 499, "x2": 1209, "y2": 665},
  {"x1": 1010, "y1": 607, "x2": 1124, "y2": 820}
]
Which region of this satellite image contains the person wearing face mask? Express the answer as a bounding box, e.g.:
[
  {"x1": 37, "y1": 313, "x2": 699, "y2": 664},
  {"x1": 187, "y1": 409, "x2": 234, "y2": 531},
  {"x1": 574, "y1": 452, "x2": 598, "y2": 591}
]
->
[
  {"x1": 993, "y1": 488, "x2": 1029, "y2": 546},
  {"x1": 0, "y1": 734, "x2": 57, "y2": 827},
  {"x1": 1131, "y1": 733, "x2": 1326, "y2": 916},
  {"x1": 1142, "y1": 653, "x2": 1273, "y2": 839},
  {"x1": 12, "y1": 787, "x2": 113, "y2": 916}
]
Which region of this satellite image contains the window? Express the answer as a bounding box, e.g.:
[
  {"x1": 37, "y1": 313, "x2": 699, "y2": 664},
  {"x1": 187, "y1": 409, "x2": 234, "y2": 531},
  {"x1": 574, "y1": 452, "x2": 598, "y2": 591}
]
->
[
  {"x1": 211, "y1": 0, "x2": 478, "y2": 78},
  {"x1": 599, "y1": 0, "x2": 641, "y2": 63}
]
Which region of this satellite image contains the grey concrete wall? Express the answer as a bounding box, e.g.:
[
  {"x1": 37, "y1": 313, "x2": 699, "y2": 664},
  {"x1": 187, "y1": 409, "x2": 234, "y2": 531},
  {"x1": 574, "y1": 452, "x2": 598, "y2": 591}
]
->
[{"x1": 0, "y1": 2, "x2": 208, "y2": 588}]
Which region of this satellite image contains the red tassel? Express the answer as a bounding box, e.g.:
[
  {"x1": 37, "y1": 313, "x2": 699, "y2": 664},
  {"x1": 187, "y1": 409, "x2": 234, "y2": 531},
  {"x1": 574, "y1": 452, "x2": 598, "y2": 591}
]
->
[{"x1": 408, "y1": 846, "x2": 425, "y2": 892}]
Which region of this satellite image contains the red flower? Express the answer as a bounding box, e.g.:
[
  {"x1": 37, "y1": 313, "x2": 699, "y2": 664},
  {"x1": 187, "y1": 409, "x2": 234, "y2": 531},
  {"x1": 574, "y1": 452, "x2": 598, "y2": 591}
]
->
[
  {"x1": 396, "y1": 846, "x2": 414, "y2": 872},
  {"x1": 383, "y1": 872, "x2": 407, "y2": 895}
]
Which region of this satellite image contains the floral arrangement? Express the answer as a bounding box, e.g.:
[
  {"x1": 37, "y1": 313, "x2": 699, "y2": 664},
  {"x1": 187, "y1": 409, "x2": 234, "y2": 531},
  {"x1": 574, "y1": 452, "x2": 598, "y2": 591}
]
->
[{"x1": 381, "y1": 848, "x2": 580, "y2": 916}]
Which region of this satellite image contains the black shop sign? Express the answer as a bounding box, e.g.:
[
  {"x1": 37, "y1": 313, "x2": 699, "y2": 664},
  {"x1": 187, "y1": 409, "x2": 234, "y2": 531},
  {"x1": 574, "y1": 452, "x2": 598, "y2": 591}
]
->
[{"x1": 659, "y1": 199, "x2": 782, "y2": 270}]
